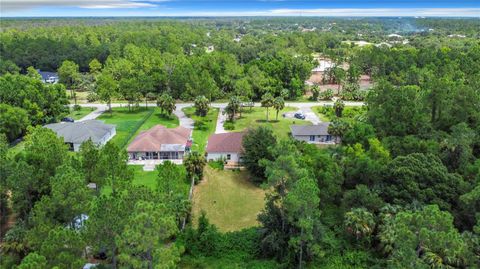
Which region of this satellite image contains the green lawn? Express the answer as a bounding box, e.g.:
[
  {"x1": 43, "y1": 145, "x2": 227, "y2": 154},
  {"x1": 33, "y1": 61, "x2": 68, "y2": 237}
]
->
[
  {"x1": 311, "y1": 105, "x2": 332, "y2": 121},
  {"x1": 97, "y1": 107, "x2": 178, "y2": 148},
  {"x1": 131, "y1": 165, "x2": 158, "y2": 189},
  {"x1": 192, "y1": 166, "x2": 265, "y2": 232},
  {"x1": 182, "y1": 107, "x2": 218, "y2": 153},
  {"x1": 227, "y1": 107, "x2": 311, "y2": 139},
  {"x1": 312, "y1": 105, "x2": 367, "y2": 121},
  {"x1": 66, "y1": 106, "x2": 96, "y2": 120}
]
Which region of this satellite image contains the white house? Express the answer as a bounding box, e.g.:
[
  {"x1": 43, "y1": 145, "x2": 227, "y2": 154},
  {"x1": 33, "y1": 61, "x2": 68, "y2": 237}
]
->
[
  {"x1": 44, "y1": 120, "x2": 116, "y2": 151},
  {"x1": 37, "y1": 70, "x2": 59, "y2": 83},
  {"x1": 290, "y1": 123, "x2": 337, "y2": 144},
  {"x1": 206, "y1": 132, "x2": 245, "y2": 165}
]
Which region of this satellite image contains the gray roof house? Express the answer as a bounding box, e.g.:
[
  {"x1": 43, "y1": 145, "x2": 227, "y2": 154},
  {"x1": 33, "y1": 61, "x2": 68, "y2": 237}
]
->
[
  {"x1": 290, "y1": 123, "x2": 338, "y2": 144},
  {"x1": 37, "y1": 70, "x2": 59, "y2": 83},
  {"x1": 44, "y1": 120, "x2": 116, "y2": 151}
]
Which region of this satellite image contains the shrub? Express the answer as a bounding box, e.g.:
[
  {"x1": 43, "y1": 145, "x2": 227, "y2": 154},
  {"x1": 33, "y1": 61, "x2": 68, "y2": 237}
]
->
[
  {"x1": 86, "y1": 91, "x2": 98, "y2": 102},
  {"x1": 73, "y1": 104, "x2": 82, "y2": 111},
  {"x1": 208, "y1": 159, "x2": 224, "y2": 170},
  {"x1": 224, "y1": 121, "x2": 235, "y2": 130},
  {"x1": 319, "y1": 89, "x2": 334, "y2": 100}
]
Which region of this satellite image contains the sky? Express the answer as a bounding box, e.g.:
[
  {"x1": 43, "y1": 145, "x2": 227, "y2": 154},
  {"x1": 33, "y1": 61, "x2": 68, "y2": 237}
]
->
[{"x1": 1, "y1": 0, "x2": 480, "y2": 17}]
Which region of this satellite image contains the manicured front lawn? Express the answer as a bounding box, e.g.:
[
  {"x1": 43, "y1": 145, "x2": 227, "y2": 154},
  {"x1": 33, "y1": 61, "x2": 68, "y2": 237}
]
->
[
  {"x1": 192, "y1": 166, "x2": 265, "y2": 232},
  {"x1": 227, "y1": 107, "x2": 311, "y2": 139},
  {"x1": 182, "y1": 107, "x2": 218, "y2": 153},
  {"x1": 97, "y1": 107, "x2": 178, "y2": 148},
  {"x1": 66, "y1": 106, "x2": 96, "y2": 120},
  {"x1": 97, "y1": 107, "x2": 153, "y2": 148}
]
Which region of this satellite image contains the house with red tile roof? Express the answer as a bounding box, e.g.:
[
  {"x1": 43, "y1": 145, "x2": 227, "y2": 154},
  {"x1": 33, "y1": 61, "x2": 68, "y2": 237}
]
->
[
  {"x1": 127, "y1": 125, "x2": 192, "y2": 160},
  {"x1": 206, "y1": 132, "x2": 245, "y2": 165}
]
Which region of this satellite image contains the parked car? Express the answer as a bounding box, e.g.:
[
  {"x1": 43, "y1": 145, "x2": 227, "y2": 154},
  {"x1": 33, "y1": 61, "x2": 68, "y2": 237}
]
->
[
  {"x1": 294, "y1": 112, "x2": 306, "y2": 120},
  {"x1": 61, "y1": 117, "x2": 75, "y2": 122}
]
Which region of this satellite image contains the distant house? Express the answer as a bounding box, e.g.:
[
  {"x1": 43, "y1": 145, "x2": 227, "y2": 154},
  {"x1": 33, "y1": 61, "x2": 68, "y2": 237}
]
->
[
  {"x1": 127, "y1": 125, "x2": 192, "y2": 160},
  {"x1": 206, "y1": 132, "x2": 245, "y2": 165},
  {"x1": 44, "y1": 120, "x2": 116, "y2": 151},
  {"x1": 290, "y1": 123, "x2": 337, "y2": 144},
  {"x1": 37, "y1": 70, "x2": 59, "y2": 83}
]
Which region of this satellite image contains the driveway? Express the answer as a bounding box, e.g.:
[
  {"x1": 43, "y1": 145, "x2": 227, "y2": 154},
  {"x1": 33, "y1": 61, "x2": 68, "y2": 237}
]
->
[
  {"x1": 174, "y1": 104, "x2": 194, "y2": 129},
  {"x1": 283, "y1": 107, "x2": 321, "y2": 125},
  {"x1": 77, "y1": 105, "x2": 108, "y2": 122},
  {"x1": 215, "y1": 108, "x2": 228, "y2": 134}
]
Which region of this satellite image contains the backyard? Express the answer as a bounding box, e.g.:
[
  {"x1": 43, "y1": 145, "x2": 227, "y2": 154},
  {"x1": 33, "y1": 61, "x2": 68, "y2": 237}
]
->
[
  {"x1": 182, "y1": 107, "x2": 218, "y2": 153},
  {"x1": 191, "y1": 166, "x2": 265, "y2": 232},
  {"x1": 226, "y1": 106, "x2": 311, "y2": 139}
]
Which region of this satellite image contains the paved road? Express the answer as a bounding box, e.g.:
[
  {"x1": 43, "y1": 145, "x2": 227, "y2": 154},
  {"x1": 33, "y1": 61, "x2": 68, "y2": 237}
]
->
[{"x1": 75, "y1": 101, "x2": 364, "y2": 132}]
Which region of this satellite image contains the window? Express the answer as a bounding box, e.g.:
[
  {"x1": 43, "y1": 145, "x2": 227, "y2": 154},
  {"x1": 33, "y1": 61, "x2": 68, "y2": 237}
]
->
[
  {"x1": 226, "y1": 154, "x2": 231, "y2": 160},
  {"x1": 309, "y1": 135, "x2": 315, "y2": 141}
]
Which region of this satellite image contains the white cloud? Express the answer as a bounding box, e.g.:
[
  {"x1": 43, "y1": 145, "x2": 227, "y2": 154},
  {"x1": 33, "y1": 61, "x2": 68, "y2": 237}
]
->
[{"x1": 1, "y1": 0, "x2": 162, "y2": 12}]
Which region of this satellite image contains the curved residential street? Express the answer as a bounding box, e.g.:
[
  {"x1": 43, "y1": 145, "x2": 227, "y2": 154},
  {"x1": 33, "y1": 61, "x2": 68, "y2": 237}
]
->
[{"x1": 75, "y1": 101, "x2": 365, "y2": 132}]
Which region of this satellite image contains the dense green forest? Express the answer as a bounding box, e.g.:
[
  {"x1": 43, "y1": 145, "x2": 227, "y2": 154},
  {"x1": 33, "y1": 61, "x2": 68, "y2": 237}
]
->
[{"x1": 1, "y1": 17, "x2": 480, "y2": 268}]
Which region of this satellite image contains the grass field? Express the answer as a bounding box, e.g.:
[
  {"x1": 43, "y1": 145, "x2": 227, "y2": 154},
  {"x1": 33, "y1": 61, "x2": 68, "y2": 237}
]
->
[
  {"x1": 65, "y1": 106, "x2": 96, "y2": 120},
  {"x1": 97, "y1": 107, "x2": 178, "y2": 148},
  {"x1": 182, "y1": 107, "x2": 218, "y2": 153},
  {"x1": 227, "y1": 107, "x2": 311, "y2": 139},
  {"x1": 192, "y1": 166, "x2": 265, "y2": 232}
]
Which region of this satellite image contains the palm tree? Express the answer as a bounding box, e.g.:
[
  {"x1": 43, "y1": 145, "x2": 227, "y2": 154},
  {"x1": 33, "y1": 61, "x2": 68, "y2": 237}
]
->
[
  {"x1": 194, "y1": 95, "x2": 210, "y2": 117},
  {"x1": 261, "y1": 93, "x2": 274, "y2": 122},
  {"x1": 344, "y1": 208, "x2": 375, "y2": 240},
  {"x1": 333, "y1": 99, "x2": 345, "y2": 118},
  {"x1": 273, "y1": 96, "x2": 285, "y2": 121},
  {"x1": 225, "y1": 96, "x2": 241, "y2": 122},
  {"x1": 156, "y1": 93, "x2": 176, "y2": 117},
  {"x1": 328, "y1": 119, "x2": 349, "y2": 144},
  {"x1": 184, "y1": 151, "x2": 206, "y2": 187}
]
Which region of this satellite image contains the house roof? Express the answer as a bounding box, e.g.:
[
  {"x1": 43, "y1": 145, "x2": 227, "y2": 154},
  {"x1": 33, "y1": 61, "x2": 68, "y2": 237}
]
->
[
  {"x1": 127, "y1": 125, "x2": 191, "y2": 152},
  {"x1": 290, "y1": 123, "x2": 331, "y2": 136},
  {"x1": 206, "y1": 132, "x2": 245, "y2": 153},
  {"x1": 37, "y1": 70, "x2": 58, "y2": 80},
  {"x1": 44, "y1": 120, "x2": 115, "y2": 144}
]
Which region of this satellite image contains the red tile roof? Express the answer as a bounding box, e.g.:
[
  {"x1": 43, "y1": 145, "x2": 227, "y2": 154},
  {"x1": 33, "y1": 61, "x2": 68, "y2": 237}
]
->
[
  {"x1": 206, "y1": 132, "x2": 245, "y2": 153},
  {"x1": 127, "y1": 125, "x2": 191, "y2": 152}
]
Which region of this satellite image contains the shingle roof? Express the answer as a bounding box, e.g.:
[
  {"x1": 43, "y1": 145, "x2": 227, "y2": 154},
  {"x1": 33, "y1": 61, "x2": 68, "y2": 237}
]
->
[
  {"x1": 127, "y1": 125, "x2": 191, "y2": 152},
  {"x1": 290, "y1": 123, "x2": 331, "y2": 136},
  {"x1": 37, "y1": 70, "x2": 58, "y2": 80},
  {"x1": 44, "y1": 120, "x2": 115, "y2": 144},
  {"x1": 206, "y1": 132, "x2": 245, "y2": 153}
]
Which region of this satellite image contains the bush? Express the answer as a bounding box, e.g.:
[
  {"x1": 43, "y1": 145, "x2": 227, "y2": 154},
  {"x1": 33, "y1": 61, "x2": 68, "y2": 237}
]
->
[
  {"x1": 224, "y1": 121, "x2": 235, "y2": 130},
  {"x1": 87, "y1": 91, "x2": 98, "y2": 102},
  {"x1": 208, "y1": 159, "x2": 225, "y2": 170},
  {"x1": 319, "y1": 89, "x2": 334, "y2": 100},
  {"x1": 73, "y1": 104, "x2": 82, "y2": 111}
]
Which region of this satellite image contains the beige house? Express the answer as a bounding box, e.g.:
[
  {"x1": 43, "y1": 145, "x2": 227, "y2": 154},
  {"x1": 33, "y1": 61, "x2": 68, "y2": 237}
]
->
[
  {"x1": 127, "y1": 125, "x2": 192, "y2": 160},
  {"x1": 206, "y1": 132, "x2": 245, "y2": 166}
]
